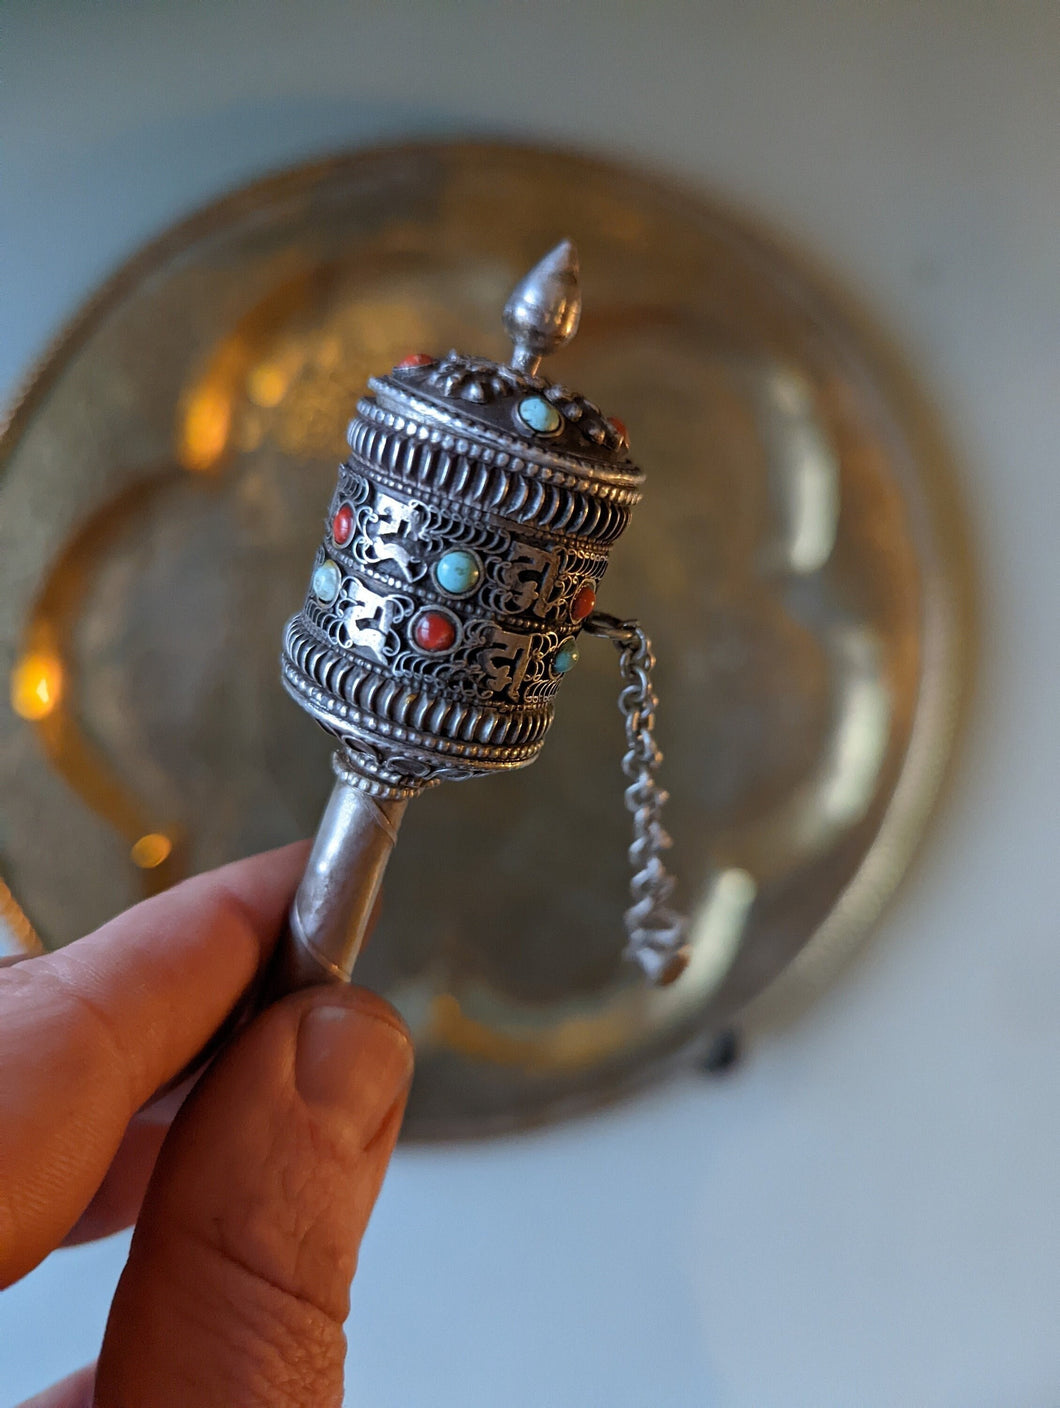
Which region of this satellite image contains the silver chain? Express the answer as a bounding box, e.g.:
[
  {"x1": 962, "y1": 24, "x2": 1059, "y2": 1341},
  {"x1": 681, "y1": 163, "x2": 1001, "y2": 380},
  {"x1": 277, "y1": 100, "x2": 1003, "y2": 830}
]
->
[{"x1": 583, "y1": 613, "x2": 690, "y2": 985}]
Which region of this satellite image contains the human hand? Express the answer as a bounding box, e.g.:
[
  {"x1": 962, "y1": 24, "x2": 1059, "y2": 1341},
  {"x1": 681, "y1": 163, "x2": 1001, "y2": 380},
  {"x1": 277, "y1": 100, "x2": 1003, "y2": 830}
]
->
[{"x1": 1, "y1": 843, "x2": 414, "y2": 1407}]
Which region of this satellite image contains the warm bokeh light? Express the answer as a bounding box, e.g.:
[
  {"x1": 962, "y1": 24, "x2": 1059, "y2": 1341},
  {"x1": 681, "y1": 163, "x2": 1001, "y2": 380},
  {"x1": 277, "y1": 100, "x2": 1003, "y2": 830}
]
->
[
  {"x1": 130, "y1": 832, "x2": 173, "y2": 869},
  {"x1": 0, "y1": 877, "x2": 43, "y2": 958},
  {"x1": 179, "y1": 384, "x2": 231, "y2": 473},
  {"x1": 10, "y1": 651, "x2": 63, "y2": 720},
  {"x1": 247, "y1": 360, "x2": 291, "y2": 408}
]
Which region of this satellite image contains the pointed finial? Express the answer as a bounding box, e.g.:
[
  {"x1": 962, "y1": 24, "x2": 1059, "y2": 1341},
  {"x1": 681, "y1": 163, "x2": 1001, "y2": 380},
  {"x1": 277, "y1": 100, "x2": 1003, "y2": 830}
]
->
[{"x1": 503, "y1": 240, "x2": 581, "y2": 376}]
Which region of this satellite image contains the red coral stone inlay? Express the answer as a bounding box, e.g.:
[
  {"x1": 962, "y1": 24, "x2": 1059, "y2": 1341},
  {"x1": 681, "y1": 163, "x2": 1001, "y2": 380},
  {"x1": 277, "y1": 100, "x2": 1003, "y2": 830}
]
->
[
  {"x1": 332, "y1": 503, "x2": 354, "y2": 546},
  {"x1": 413, "y1": 610, "x2": 457, "y2": 653},
  {"x1": 572, "y1": 584, "x2": 597, "y2": 623},
  {"x1": 608, "y1": 415, "x2": 629, "y2": 445},
  {"x1": 396, "y1": 352, "x2": 435, "y2": 370}
]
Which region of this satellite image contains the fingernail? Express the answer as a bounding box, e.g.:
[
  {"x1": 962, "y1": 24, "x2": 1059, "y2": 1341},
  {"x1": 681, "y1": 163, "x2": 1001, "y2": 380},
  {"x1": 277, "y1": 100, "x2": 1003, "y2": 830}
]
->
[{"x1": 296, "y1": 997, "x2": 413, "y2": 1146}]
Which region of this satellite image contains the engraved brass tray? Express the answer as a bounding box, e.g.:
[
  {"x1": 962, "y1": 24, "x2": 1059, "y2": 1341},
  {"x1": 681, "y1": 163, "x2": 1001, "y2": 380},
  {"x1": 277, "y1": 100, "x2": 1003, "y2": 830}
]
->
[{"x1": 0, "y1": 142, "x2": 971, "y2": 1136}]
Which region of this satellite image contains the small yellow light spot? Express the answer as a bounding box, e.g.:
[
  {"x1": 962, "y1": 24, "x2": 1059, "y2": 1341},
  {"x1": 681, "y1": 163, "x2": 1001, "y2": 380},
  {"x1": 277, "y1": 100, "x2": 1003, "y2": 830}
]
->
[
  {"x1": 10, "y1": 652, "x2": 63, "y2": 720},
  {"x1": 247, "y1": 361, "x2": 290, "y2": 408},
  {"x1": 179, "y1": 385, "x2": 231, "y2": 473},
  {"x1": 130, "y1": 833, "x2": 172, "y2": 869}
]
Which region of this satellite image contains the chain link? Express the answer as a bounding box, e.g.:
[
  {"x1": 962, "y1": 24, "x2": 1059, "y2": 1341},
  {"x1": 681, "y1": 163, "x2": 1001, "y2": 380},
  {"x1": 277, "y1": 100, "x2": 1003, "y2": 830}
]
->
[{"x1": 583, "y1": 613, "x2": 690, "y2": 985}]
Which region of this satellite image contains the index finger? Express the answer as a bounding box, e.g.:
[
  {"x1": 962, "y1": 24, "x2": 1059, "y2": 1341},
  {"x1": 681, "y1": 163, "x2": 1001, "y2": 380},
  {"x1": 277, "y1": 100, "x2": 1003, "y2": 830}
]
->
[{"x1": 0, "y1": 841, "x2": 307, "y2": 1287}]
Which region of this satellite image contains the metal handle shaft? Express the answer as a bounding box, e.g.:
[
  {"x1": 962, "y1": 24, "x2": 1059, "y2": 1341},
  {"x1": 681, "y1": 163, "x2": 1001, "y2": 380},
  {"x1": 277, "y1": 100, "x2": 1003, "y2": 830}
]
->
[{"x1": 266, "y1": 775, "x2": 406, "y2": 996}]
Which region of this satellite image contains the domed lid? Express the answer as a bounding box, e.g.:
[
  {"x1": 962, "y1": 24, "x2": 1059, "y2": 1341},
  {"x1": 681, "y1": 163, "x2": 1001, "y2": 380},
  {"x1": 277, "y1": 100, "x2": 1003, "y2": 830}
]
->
[{"x1": 363, "y1": 242, "x2": 642, "y2": 492}]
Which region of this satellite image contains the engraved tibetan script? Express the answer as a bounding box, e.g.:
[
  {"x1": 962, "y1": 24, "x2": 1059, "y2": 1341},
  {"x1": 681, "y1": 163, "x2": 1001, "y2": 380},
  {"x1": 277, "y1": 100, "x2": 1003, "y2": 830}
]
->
[
  {"x1": 361, "y1": 489, "x2": 430, "y2": 579},
  {"x1": 496, "y1": 541, "x2": 559, "y2": 616},
  {"x1": 345, "y1": 579, "x2": 401, "y2": 660},
  {"x1": 478, "y1": 625, "x2": 535, "y2": 700}
]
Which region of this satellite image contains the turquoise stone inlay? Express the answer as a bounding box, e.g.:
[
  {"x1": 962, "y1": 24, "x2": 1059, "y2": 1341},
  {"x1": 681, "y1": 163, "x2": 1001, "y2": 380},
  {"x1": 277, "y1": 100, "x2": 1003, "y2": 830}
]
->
[
  {"x1": 312, "y1": 559, "x2": 341, "y2": 604},
  {"x1": 517, "y1": 394, "x2": 563, "y2": 435},
  {"x1": 433, "y1": 548, "x2": 482, "y2": 596},
  {"x1": 553, "y1": 636, "x2": 580, "y2": 674}
]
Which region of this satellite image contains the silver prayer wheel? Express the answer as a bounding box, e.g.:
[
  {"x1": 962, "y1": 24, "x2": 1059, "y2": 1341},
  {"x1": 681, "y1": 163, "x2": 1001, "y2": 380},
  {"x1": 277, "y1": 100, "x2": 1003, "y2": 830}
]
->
[
  {"x1": 274, "y1": 241, "x2": 687, "y2": 991},
  {"x1": 281, "y1": 241, "x2": 638, "y2": 796}
]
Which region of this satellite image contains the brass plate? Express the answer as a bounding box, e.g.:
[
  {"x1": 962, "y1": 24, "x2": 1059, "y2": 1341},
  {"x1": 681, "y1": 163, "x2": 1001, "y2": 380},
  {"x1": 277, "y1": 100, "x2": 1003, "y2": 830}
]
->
[{"x1": 0, "y1": 142, "x2": 971, "y2": 1136}]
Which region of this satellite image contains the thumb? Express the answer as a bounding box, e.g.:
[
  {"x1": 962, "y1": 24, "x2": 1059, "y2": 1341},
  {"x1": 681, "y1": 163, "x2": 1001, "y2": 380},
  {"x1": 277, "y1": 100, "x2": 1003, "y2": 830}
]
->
[{"x1": 95, "y1": 987, "x2": 413, "y2": 1408}]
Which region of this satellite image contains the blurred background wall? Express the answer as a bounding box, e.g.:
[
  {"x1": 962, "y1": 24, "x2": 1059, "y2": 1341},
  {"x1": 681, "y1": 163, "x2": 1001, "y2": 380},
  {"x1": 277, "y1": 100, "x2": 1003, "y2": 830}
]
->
[{"x1": 3, "y1": 4, "x2": 1058, "y2": 1405}]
